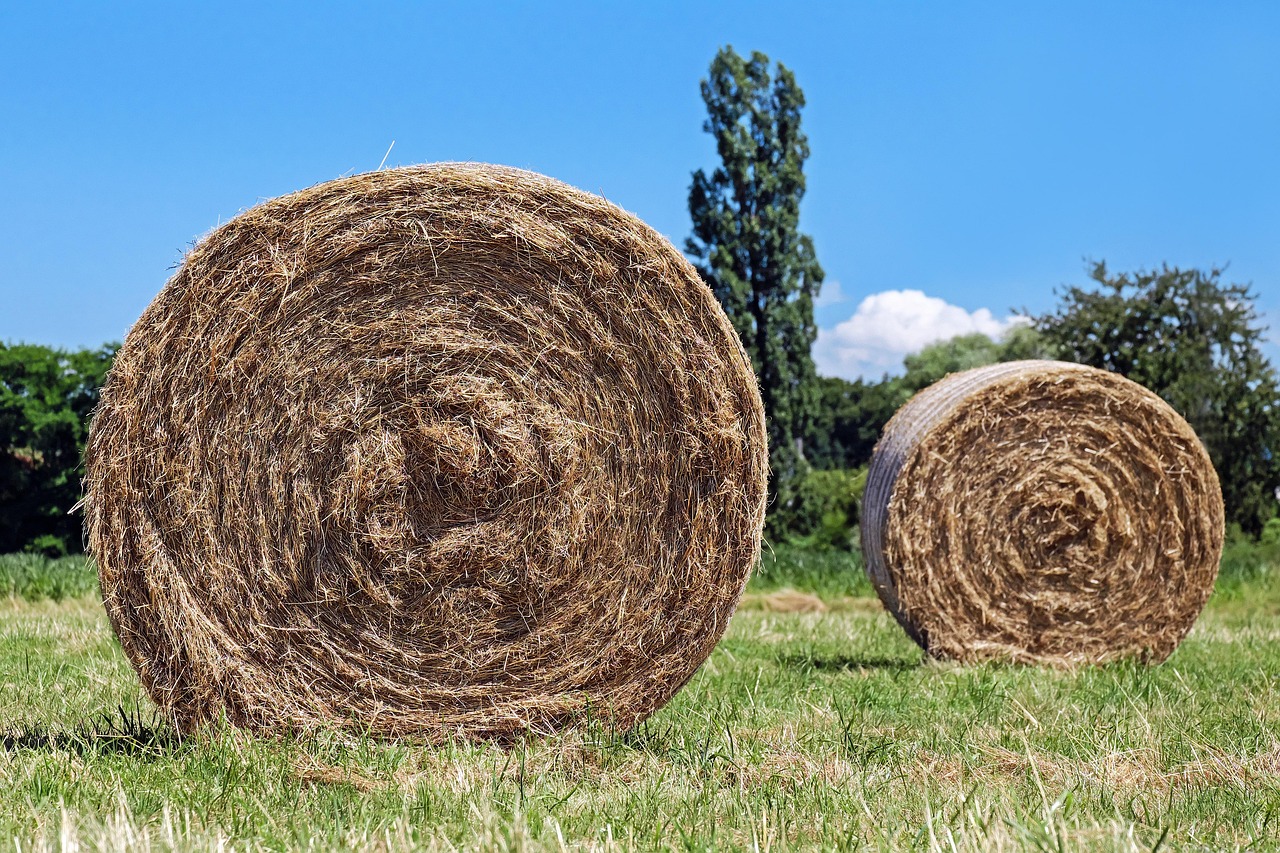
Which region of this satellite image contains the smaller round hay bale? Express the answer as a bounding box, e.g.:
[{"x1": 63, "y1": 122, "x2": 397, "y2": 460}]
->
[
  {"x1": 861, "y1": 360, "x2": 1224, "y2": 665},
  {"x1": 84, "y1": 163, "x2": 767, "y2": 741}
]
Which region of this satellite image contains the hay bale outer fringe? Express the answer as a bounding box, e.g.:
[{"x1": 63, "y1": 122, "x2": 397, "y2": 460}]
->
[{"x1": 85, "y1": 163, "x2": 768, "y2": 740}]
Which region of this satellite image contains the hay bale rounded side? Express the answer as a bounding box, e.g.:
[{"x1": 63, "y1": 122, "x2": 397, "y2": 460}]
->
[
  {"x1": 84, "y1": 163, "x2": 768, "y2": 740},
  {"x1": 861, "y1": 360, "x2": 1223, "y2": 665}
]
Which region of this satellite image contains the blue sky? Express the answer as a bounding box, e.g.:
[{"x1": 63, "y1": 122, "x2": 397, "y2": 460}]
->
[{"x1": 2, "y1": 1, "x2": 1277, "y2": 378}]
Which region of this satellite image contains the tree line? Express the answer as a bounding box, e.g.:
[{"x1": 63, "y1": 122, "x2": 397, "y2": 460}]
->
[
  {"x1": 2, "y1": 46, "x2": 1277, "y2": 554},
  {"x1": 0, "y1": 344, "x2": 115, "y2": 554}
]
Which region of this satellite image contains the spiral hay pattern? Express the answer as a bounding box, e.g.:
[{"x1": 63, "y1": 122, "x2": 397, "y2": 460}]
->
[
  {"x1": 84, "y1": 164, "x2": 768, "y2": 740},
  {"x1": 862, "y1": 360, "x2": 1223, "y2": 665}
]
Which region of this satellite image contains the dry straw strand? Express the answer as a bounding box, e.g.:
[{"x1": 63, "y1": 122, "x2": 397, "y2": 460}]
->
[
  {"x1": 862, "y1": 360, "x2": 1224, "y2": 665},
  {"x1": 84, "y1": 163, "x2": 768, "y2": 740}
]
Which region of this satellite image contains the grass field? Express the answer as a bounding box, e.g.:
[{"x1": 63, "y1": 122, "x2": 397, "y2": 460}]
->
[{"x1": 1, "y1": 547, "x2": 1278, "y2": 851}]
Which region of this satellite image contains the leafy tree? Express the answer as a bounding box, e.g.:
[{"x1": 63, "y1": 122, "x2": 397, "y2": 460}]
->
[
  {"x1": 898, "y1": 332, "x2": 1004, "y2": 390},
  {"x1": 778, "y1": 466, "x2": 867, "y2": 551},
  {"x1": 808, "y1": 376, "x2": 908, "y2": 470},
  {"x1": 898, "y1": 326, "x2": 1051, "y2": 393},
  {"x1": 1034, "y1": 262, "x2": 1280, "y2": 535},
  {"x1": 0, "y1": 343, "x2": 116, "y2": 554},
  {"x1": 687, "y1": 46, "x2": 824, "y2": 533}
]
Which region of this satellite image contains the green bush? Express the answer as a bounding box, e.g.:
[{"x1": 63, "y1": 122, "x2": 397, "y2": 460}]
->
[
  {"x1": 1260, "y1": 517, "x2": 1280, "y2": 546},
  {"x1": 0, "y1": 553, "x2": 97, "y2": 601},
  {"x1": 1, "y1": 342, "x2": 116, "y2": 554},
  {"x1": 1201, "y1": 529, "x2": 1280, "y2": 603},
  {"x1": 776, "y1": 466, "x2": 866, "y2": 551}
]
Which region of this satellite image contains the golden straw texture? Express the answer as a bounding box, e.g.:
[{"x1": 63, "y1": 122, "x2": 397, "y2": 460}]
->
[
  {"x1": 862, "y1": 360, "x2": 1223, "y2": 665},
  {"x1": 84, "y1": 163, "x2": 767, "y2": 740}
]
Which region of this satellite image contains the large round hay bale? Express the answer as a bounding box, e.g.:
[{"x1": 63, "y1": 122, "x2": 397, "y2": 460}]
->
[
  {"x1": 861, "y1": 360, "x2": 1223, "y2": 665},
  {"x1": 84, "y1": 163, "x2": 767, "y2": 740}
]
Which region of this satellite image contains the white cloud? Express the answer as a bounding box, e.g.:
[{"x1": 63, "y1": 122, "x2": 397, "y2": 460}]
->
[{"x1": 813, "y1": 289, "x2": 1022, "y2": 380}]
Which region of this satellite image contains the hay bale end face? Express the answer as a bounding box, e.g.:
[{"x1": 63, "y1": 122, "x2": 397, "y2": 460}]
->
[
  {"x1": 85, "y1": 163, "x2": 768, "y2": 740},
  {"x1": 862, "y1": 360, "x2": 1224, "y2": 665}
]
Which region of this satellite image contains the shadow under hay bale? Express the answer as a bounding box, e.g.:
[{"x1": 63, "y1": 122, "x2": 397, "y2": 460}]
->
[
  {"x1": 861, "y1": 360, "x2": 1224, "y2": 665},
  {"x1": 84, "y1": 163, "x2": 768, "y2": 741}
]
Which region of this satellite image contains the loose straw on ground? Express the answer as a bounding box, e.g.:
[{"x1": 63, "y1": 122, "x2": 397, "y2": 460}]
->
[
  {"x1": 84, "y1": 163, "x2": 768, "y2": 740},
  {"x1": 862, "y1": 360, "x2": 1223, "y2": 665}
]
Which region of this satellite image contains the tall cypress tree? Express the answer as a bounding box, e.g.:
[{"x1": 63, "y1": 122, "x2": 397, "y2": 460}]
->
[{"x1": 687, "y1": 46, "x2": 824, "y2": 531}]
